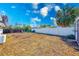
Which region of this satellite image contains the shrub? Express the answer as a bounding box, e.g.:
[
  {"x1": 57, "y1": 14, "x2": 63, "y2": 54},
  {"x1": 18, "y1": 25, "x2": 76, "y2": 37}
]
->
[{"x1": 67, "y1": 35, "x2": 75, "y2": 39}]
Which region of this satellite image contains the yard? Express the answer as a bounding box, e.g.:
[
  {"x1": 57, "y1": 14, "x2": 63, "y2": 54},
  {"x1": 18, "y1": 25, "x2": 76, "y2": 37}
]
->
[{"x1": 0, "y1": 32, "x2": 79, "y2": 56}]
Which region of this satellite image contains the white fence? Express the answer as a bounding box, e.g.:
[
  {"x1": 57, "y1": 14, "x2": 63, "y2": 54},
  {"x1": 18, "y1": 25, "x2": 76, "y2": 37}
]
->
[{"x1": 34, "y1": 27, "x2": 74, "y2": 36}]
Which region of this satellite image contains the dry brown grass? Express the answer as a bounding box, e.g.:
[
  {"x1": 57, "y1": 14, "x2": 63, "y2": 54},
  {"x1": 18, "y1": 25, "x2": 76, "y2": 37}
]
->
[{"x1": 0, "y1": 32, "x2": 79, "y2": 56}]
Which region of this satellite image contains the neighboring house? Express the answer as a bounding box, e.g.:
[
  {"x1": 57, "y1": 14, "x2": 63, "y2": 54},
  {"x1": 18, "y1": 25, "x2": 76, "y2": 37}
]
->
[{"x1": 0, "y1": 14, "x2": 7, "y2": 44}]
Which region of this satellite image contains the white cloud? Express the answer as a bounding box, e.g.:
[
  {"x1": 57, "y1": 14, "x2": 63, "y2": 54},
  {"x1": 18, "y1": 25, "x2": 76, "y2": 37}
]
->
[
  {"x1": 32, "y1": 3, "x2": 39, "y2": 9},
  {"x1": 40, "y1": 7, "x2": 48, "y2": 17},
  {"x1": 30, "y1": 22, "x2": 37, "y2": 27},
  {"x1": 31, "y1": 17, "x2": 41, "y2": 27},
  {"x1": 54, "y1": 6, "x2": 61, "y2": 12},
  {"x1": 33, "y1": 10, "x2": 39, "y2": 14},
  {"x1": 1, "y1": 10, "x2": 5, "y2": 14},
  {"x1": 0, "y1": 10, "x2": 6, "y2": 15},
  {"x1": 50, "y1": 17, "x2": 53, "y2": 20},
  {"x1": 50, "y1": 17, "x2": 56, "y2": 20},
  {"x1": 11, "y1": 6, "x2": 16, "y2": 9},
  {"x1": 32, "y1": 17, "x2": 41, "y2": 22},
  {"x1": 50, "y1": 17, "x2": 58, "y2": 26},
  {"x1": 46, "y1": 4, "x2": 55, "y2": 11},
  {"x1": 40, "y1": 4, "x2": 55, "y2": 17}
]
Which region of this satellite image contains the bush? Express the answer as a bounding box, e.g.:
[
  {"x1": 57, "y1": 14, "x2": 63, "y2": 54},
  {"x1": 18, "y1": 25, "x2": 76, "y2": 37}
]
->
[
  {"x1": 67, "y1": 35, "x2": 75, "y2": 39},
  {"x1": 32, "y1": 30, "x2": 35, "y2": 32},
  {"x1": 3, "y1": 25, "x2": 32, "y2": 33},
  {"x1": 23, "y1": 25, "x2": 32, "y2": 32}
]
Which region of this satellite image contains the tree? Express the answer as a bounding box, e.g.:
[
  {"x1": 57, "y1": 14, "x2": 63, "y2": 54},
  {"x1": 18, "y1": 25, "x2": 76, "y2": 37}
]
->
[
  {"x1": 56, "y1": 6, "x2": 79, "y2": 27},
  {"x1": 22, "y1": 25, "x2": 32, "y2": 32}
]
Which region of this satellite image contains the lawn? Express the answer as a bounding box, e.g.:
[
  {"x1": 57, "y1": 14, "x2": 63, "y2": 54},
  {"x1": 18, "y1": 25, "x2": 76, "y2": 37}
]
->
[{"x1": 0, "y1": 32, "x2": 78, "y2": 56}]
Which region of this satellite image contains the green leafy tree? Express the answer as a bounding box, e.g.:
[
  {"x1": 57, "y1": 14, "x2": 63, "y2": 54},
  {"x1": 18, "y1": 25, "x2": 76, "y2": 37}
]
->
[
  {"x1": 56, "y1": 6, "x2": 79, "y2": 27},
  {"x1": 22, "y1": 25, "x2": 32, "y2": 32}
]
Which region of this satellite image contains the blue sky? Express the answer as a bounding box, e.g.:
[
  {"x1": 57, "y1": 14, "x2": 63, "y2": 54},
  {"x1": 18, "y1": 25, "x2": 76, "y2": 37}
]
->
[{"x1": 0, "y1": 3, "x2": 79, "y2": 26}]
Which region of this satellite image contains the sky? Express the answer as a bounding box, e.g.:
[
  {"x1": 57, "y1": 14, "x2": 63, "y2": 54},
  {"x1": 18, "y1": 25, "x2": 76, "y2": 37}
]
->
[{"x1": 0, "y1": 3, "x2": 79, "y2": 26}]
